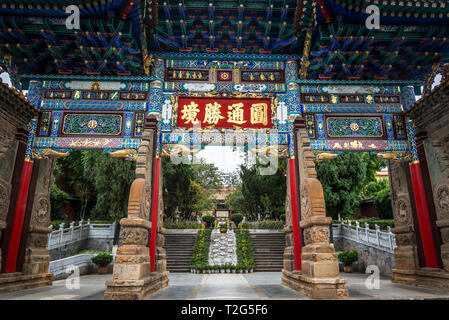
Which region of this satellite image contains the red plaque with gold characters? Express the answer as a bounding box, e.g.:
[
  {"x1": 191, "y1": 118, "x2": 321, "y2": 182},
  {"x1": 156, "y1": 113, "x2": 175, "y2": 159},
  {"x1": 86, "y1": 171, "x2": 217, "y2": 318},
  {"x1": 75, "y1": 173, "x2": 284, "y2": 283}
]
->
[{"x1": 177, "y1": 97, "x2": 271, "y2": 129}]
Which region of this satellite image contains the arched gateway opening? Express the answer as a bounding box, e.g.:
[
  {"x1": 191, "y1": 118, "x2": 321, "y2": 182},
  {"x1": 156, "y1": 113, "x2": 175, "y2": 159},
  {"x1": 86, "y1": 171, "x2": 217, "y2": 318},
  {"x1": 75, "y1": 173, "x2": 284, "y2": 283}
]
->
[{"x1": 1, "y1": 0, "x2": 449, "y2": 300}]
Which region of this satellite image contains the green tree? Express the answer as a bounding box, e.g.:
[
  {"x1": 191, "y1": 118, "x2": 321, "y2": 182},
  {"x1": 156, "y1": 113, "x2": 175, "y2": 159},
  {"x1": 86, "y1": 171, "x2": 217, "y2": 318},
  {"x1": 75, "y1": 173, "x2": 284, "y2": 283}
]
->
[
  {"x1": 50, "y1": 150, "x2": 135, "y2": 222},
  {"x1": 316, "y1": 152, "x2": 383, "y2": 219},
  {"x1": 226, "y1": 185, "x2": 246, "y2": 213},
  {"x1": 229, "y1": 158, "x2": 287, "y2": 220},
  {"x1": 361, "y1": 178, "x2": 393, "y2": 219},
  {"x1": 162, "y1": 156, "x2": 222, "y2": 221},
  {"x1": 82, "y1": 150, "x2": 135, "y2": 222},
  {"x1": 52, "y1": 150, "x2": 96, "y2": 220},
  {"x1": 189, "y1": 180, "x2": 216, "y2": 214},
  {"x1": 191, "y1": 159, "x2": 223, "y2": 191}
]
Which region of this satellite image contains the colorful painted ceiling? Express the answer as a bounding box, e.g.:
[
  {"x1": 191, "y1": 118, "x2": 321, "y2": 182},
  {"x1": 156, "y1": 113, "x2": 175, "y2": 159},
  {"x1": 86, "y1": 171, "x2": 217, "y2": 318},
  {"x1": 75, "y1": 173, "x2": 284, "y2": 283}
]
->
[
  {"x1": 151, "y1": 0, "x2": 298, "y2": 54},
  {"x1": 298, "y1": 0, "x2": 449, "y2": 81},
  {"x1": 1, "y1": 0, "x2": 449, "y2": 81},
  {"x1": 0, "y1": 0, "x2": 153, "y2": 77}
]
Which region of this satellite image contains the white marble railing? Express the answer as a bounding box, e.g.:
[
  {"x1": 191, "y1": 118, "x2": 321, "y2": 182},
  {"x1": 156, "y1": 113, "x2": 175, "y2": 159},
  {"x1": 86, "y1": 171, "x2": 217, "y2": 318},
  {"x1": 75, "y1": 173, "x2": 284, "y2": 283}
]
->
[
  {"x1": 47, "y1": 220, "x2": 116, "y2": 250},
  {"x1": 332, "y1": 221, "x2": 396, "y2": 253}
]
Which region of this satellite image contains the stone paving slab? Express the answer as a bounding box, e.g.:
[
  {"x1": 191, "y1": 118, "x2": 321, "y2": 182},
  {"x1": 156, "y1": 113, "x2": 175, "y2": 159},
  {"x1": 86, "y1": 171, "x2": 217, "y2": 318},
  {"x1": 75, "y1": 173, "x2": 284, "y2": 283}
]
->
[
  {"x1": 1, "y1": 272, "x2": 449, "y2": 300},
  {"x1": 342, "y1": 273, "x2": 449, "y2": 300},
  {"x1": 0, "y1": 274, "x2": 110, "y2": 300}
]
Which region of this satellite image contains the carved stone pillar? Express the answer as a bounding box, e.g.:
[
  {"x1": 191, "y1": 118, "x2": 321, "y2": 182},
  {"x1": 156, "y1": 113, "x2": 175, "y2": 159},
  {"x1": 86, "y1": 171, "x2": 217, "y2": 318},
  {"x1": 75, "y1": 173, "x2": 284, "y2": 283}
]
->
[
  {"x1": 0, "y1": 178, "x2": 8, "y2": 269},
  {"x1": 155, "y1": 165, "x2": 167, "y2": 274},
  {"x1": 389, "y1": 160, "x2": 422, "y2": 284},
  {"x1": 22, "y1": 158, "x2": 54, "y2": 282},
  {"x1": 422, "y1": 140, "x2": 449, "y2": 272},
  {"x1": 105, "y1": 116, "x2": 168, "y2": 300},
  {"x1": 282, "y1": 119, "x2": 348, "y2": 299},
  {"x1": 282, "y1": 165, "x2": 295, "y2": 272}
]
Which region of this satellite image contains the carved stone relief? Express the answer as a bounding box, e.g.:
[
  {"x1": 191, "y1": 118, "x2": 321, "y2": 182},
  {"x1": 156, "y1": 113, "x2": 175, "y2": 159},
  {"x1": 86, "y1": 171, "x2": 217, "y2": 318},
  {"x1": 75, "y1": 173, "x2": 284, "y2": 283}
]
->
[
  {"x1": 122, "y1": 228, "x2": 148, "y2": 245},
  {"x1": 0, "y1": 178, "x2": 10, "y2": 224},
  {"x1": 27, "y1": 233, "x2": 48, "y2": 249},
  {"x1": 0, "y1": 127, "x2": 14, "y2": 161},
  {"x1": 394, "y1": 195, "x2": 412, "y2": 227},
  {"x1": 434, "y1": 182, "x2": 449, "y2": 220},
  {"x1": 143, "y1": 185, "x2": 151, "y2": 220},
  {"x1": 33, "y1": 195, "x2": 50, "y2": 226},
  {"x1": 310, "y1": 226, "x2": 329, "y2": 243},
  {"x1": 300, "y1": 182, "x2": 311, "y2": 219},
  {"x1": 395, "y1": 233, "x2": 417, "y2": 246}
]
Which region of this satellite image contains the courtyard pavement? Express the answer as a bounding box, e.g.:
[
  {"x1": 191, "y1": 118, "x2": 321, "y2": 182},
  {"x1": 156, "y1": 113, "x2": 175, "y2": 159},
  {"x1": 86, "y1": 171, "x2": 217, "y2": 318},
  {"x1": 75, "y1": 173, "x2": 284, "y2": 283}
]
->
[{"x1": 0, "y1": 272, "x2": 449, "y2": 300}]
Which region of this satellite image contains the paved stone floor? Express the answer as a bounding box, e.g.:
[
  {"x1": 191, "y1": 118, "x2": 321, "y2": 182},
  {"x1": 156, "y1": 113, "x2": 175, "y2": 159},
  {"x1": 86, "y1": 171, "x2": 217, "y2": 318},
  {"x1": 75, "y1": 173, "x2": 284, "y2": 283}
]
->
[{"x1": 0, "y1": 272, "x2": 449, "y2": 300}]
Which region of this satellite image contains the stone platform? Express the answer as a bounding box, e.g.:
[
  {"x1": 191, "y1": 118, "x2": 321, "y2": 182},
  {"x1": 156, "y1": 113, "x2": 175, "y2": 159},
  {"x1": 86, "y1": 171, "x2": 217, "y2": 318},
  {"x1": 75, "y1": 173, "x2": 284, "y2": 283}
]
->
[{"x1": 1, "y1": 272, "x2": 449, "y2": 300}]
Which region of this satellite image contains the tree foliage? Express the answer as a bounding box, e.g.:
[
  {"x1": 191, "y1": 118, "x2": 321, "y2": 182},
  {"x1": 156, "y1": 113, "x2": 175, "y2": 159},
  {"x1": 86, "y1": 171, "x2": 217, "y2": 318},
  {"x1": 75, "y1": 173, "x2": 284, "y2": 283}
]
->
[
  {"x1": 83, "y1": 151, "x2": 136, "y2": 221},
  {"x1": 316, "y1": 152, "x2": 385, "y2": 219},
  {"x1": 227, "y1": 158, "x2": 287, "y2": 220},
  {"x1": 361, "y1": 178, "x2": 393, "y2": 219},
  {"x1": 51, "y1": 150, "x2": 135, "y2": 222},
  {"x1": 162, "y1": 156, "x2": 222, "y2": 221}
]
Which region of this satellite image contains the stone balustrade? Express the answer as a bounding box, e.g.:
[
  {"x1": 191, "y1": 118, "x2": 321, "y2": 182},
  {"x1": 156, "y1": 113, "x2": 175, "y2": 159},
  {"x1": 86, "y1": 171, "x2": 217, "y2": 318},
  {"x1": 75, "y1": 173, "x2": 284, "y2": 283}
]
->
[
  {"x1": 47, "y1": 220, "x2": 117, "y2": 251},
  {"x1": 332, "y1": 221, "x2": 397, "y2": 253}
]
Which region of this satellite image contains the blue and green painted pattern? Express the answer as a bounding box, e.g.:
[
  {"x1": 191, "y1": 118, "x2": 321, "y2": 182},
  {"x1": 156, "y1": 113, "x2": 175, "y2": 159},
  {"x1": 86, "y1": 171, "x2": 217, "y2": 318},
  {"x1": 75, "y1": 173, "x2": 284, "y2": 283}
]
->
[{"x1": 62, "y1": 114, "x2": 123, "y2": 136}]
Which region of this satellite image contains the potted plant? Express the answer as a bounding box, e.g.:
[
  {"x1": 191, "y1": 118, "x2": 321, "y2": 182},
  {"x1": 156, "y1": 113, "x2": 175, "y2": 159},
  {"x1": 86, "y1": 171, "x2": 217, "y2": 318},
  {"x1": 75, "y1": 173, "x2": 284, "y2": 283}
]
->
[
  {"x1": 220, "y1": 265, "x2": 225, "y2": 273},
  {"x1": 238, "y1": 264, "x2": 243, "y2": 273},
  {"x1": 91, "y1": 252, "x2": 113, "y2": 274},
  {"x1": 230, "y1": 214, "x2": 244, "y2": 228},
  {"x1": 218, "y1": 222, "x2": 227, "y2": 234},
  {"x1": 213, "y1": 265, "x2": 219, "y2": 273},
  {"x1": 231, "y1": 265, "x2": 236, "y2": 274},
  {"x1": 225, "y1": 263, "x2": 231, "y2": 273},
  {"x1": 202, "y1": 214, "x2": 215, "y2": 229},
  {"x1": 338, "y1": 250, "x2": 358, "y2": 272}
]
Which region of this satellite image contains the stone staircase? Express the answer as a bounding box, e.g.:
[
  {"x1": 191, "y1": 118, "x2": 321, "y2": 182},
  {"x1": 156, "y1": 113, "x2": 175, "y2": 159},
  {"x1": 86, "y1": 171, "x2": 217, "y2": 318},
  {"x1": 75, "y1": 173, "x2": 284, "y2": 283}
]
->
[
  {"x1": 165, "y1": 233, "x2": 196, "y2": 273},
  {"x1": 250, "y1": 232, "x2": 285, "y2": 272}
]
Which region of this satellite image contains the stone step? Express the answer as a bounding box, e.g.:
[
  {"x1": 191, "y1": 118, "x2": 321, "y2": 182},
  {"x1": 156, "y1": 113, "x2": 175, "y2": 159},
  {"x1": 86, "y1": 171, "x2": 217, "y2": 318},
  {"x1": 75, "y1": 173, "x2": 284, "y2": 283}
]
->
[
  {"x1": 165, "y1": 234, "x2": 196, "y2": 272},
  {"x1": 250, "y1": 233, "x2": 285, "y2": 272}
]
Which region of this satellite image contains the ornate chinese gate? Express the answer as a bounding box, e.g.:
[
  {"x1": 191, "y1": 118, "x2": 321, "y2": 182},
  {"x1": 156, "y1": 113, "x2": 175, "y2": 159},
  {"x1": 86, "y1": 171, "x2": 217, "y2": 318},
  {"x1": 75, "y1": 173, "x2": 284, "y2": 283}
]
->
[{"x1": 1, "y1": 0, "x2": 449, "y2": 299}]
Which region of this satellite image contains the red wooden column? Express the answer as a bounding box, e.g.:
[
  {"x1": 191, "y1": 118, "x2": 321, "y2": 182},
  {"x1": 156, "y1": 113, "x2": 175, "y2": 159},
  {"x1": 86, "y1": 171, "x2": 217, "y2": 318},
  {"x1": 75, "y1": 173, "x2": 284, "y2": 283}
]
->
[
  {"x1": 4, "y1": 157, "x2": 34, "y2": 273},
  {"x1": 407, "y1": 120, "x2": 439, "y2": 268},
  {"x1": 409, "y1": 161, "x2": 439, "y2": 268},
  {"x1": 149, "y1": 156, "x2": 161, "y2": 272},
  {"x1": 289, "y1": 158, "x2": 302, "y2": 270}
]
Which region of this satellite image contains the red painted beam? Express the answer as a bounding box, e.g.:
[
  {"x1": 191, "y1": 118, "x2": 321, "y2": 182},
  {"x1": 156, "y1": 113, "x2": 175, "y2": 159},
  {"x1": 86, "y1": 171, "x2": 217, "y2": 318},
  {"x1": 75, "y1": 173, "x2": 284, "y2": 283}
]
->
[
  {"x1": 409, "y1": 161, "x2": 439, "y2": 268},
  {"x1": 120, "y1": 0, "x2": 136, "y2": 20},
  {"x1": 316, "y1": 0, "x2": 333, "y2": 23},
  {"x1": 289, "y1": 158, "x2": 302, "y2": 270},
  {"x1": 149, "y1": 157, "x2": 161, "y2": 273},
  {"x1": 4, "y1": 159, "x2": 34, "y2": 273}
]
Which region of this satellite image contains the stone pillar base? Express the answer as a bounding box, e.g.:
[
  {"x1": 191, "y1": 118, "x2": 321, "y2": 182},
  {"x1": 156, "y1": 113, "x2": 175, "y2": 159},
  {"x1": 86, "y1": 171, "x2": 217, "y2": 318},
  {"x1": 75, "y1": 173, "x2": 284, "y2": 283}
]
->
[
  {"x1": 104, "y1": 271, "x2": 169, "y2": 300},
  {"x1": 392, "y1": 268, "x2": 449, "y2": 291},
  {"x1": 282, "y1": 269, "x2": 348, "y2": 299},
  {"x1": 0, "y1": 272, "x2": 52, "y2": 294}
]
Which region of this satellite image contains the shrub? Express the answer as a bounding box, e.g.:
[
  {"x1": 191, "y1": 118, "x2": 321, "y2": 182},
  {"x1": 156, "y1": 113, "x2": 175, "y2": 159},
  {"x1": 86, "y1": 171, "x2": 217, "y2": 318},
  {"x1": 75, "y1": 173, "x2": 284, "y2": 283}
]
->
[
  {"x1": 190, "y1": 229, "x2": 211, "y2": 271},
  {"x1": 338, "y1": 250, "x2": 358, "y2": 266},
  {"x1": 280, "y1": 214, "x2": 286, "y2": 221},
  {"x1": 202, "y1": 214, "x2": 215, "y2": 225},
  {"x1": 164, "y1": 221, "x2": 203, "y2": 229},
  {"x1": 230, "y1": 213, "x2": 244, "y2": 225},
  {"x1": 240, "y1": 220, "x2": 284, "y2": 230},
  {"x1": 337, "y1": 218, "x2": 394, "y2": 230},
  {"x1": 374, "y1": 188, "x2": 393, "y2": 219},
  {"x1": 235, "y1": 230, "x2": 255, "y2": 271},
  {"x1": 91, "y1": 253, "x2": 113, "y2": 267},
  {"x1": 217, "y1": 221, "x2": 227, "y2": 229}
]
